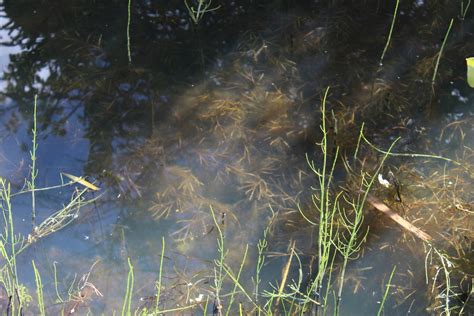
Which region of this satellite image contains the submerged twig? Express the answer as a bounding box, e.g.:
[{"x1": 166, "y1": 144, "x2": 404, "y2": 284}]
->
[{"x1": 365, "y1": 194, "x2": 432, "y2": 242}]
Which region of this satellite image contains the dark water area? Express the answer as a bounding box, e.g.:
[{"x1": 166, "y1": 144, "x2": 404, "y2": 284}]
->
[{"x1": 0, "y1": 0, "x2": 473, "y2": 314}]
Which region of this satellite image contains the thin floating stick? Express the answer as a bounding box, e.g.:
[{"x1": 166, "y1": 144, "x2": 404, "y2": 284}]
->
[
  {"x1": 61, "y1": 172, "x2": 100, "y2": 191},
  {"x1": 432, "y1": 18, "x2": 454, "y2": 87},
  {"x1": 365, "y1": 193, "x2": 432, "y2": 242},
  {"x1": 379, "y1": 0, "x2": 400, "y2": 66}
]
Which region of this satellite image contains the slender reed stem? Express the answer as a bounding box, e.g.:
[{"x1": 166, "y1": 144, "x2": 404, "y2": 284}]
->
[
  {"x1": 32, "y1": 260, "x2": 45, "y2": 316},
  {"x1": 211, "y1": 206, "x2": 227, "y2": 316},
  {"x1": 53, "y1": 262, "x2": 64, "y2": 303},
  {"x1": 432, "y1": 18, "x2": 454, "y2": 87},
  {"x1": 460, "y1": 0, "x2": 471, "y2": 20},
  {"x1": 377, "y1": 266, "x2": 396, "y2": 316},
  {"x1": 127, "y1": 0, "x2": 132, "y2": 64},
  {"x1": 254, "y1": 223, "x2": 270, "y2": 311},
  {"x1": 30, "y1": 94, "x2": 38, "y2": 229},
  {"x1": 379, "y1": 0, "x2": 400, "y2": 66},
  {"x1": 226, "y1": 244, "x2": 248, "y2": 316},
  {"x1": 122, "y1": 257, "x2": 134, "y2": 316},
  {"x1": 155, "y1": 236, "x2": 165, "y2": 311},
  {"x1": 353, "y1": 122, "x2": 365, "y2": 161}
]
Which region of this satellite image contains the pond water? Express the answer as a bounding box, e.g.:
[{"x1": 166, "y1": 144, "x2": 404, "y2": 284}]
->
[{"x1": 0, "y1": 0, "x2": 473, "y2": 315}]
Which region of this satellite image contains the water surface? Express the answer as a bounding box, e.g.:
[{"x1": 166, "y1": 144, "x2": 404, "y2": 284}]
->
[{"x1": 0, "y1": 0, "x2": 473, "y2": 314}]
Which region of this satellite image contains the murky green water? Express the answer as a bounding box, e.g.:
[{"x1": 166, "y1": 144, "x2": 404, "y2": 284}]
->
[{"x1": 0, "y1": 0, "x2": 473, "y2": 315}]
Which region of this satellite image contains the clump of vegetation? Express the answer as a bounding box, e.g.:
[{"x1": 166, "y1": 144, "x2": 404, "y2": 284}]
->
[
  {"x1": 0, "y1": 97, "x2": 100, "y2": 315},
  {"x1": 184, "y1": 0, "x2": 221, "y2": 24}
]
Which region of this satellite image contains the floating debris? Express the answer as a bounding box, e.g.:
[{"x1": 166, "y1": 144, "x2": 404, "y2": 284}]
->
[{"x1": 365, "y1": 193, "x2": 432, "y2": 242}]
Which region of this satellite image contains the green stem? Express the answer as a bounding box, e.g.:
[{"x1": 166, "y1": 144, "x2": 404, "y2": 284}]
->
[
  {"x1": 32, "y1": 260, "x2": 45, "y2": 316},
  {"x1": 377, "y1": 266, "x2": 397, "y2": 316},
  {"x1": 122, "y1": 257, "x2": 134, "y2": 316},
  {"x1": 155, "y1": 237, "x2": 165, "y2": 311},
  {"x1": 379, "y1": 0, "x2": 400, "y2": 66},
  {"x1": 31, "y1": 95, "x2": 38, "y2": 229},
  {"x1": 432, "y1": 18, "x2": 454, "y2": 86},
  {"x1": 127, "y1": 0, "x2": 132, "y2": 64}
]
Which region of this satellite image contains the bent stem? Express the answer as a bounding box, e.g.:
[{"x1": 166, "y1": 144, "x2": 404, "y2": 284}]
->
[{"x1": 122, "y1": 257, "x2": 134, "y2": 316}]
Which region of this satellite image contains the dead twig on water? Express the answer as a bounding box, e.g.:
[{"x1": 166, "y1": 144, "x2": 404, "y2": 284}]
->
[{"x1": 365, "y1": 193, "x2": 432, "y2": 242}]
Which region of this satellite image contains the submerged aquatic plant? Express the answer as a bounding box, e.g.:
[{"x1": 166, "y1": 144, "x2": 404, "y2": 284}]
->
[
  {"x1": 60, "y1": 260, "x2": 103, "y2": 314},
  {"x1": 0, "y1": 1, "x2": 471, "y2": 314},
  {"x1": 433, "y1": 249, "x2": 455, "y2": 316}
]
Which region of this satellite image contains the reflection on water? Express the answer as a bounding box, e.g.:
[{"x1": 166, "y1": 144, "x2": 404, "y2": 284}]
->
[{"x1": 0, "y1": 0, "x2": 473, "y2": 314}]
